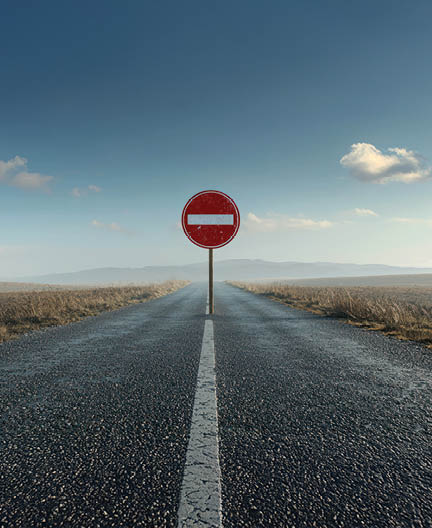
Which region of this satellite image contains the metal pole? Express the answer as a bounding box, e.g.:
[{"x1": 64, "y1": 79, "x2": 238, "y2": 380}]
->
[{"x1": 209, "y1": 248, "x2": 214, "y2": 314}]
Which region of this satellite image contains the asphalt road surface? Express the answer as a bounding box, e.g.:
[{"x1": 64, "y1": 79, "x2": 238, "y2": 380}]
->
[{"x1": 1, "y1": 282, "x2": 431, "y2": 527}]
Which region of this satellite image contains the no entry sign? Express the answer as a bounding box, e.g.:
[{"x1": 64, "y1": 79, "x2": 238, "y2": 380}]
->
[
  {"x1": 182, "y1": 190, "x2": 240, "y2": 249},
  {"x1": 182, "y1": 190, "x2": 239, "y2": 314}
]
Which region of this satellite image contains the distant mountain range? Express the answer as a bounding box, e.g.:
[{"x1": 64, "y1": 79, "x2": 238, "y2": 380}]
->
[{"x1": 6, "y1": 259, "x2": 432, "y2": 285}]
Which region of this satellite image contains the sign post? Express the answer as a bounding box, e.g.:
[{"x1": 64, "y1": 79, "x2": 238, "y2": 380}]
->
[
  {"x1": 182, "y1": 190, "x2": 240, "y2": 313},
  {"x1": 209, "y1": 248, "x2": 214, "y2": 314}
]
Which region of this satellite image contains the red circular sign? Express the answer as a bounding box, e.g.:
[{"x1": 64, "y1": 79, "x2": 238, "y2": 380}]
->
[{"x1": 182, "y1": 190, "x2": 240, "y2": 249}]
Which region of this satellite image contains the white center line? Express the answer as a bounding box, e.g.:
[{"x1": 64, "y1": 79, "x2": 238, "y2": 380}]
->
[{"x1": 177, "y1": 298, "x2": 222, "y2": 527}]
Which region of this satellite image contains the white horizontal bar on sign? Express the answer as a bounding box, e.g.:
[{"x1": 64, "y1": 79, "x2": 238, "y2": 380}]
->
[{"x1": 188, "y1": 214, "x2": 234, "y2": 225}]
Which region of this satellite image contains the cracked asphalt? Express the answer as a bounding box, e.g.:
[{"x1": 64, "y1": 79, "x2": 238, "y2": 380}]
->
[
  {"x1": 1, "y1": 282, "x2": 432, "y2": 527},
  {"x1": 0, "y1": 284, "x2": 205, "y2": 527},
  {"x1": 215, "y1": 283, "x2": 432, "y2": 528}
]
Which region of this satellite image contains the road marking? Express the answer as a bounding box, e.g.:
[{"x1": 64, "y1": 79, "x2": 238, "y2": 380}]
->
[
  {"x1": 187, "y1": 214, "x2": 234, "y2": 225},
  {"x1": 177, "y1": 318, "x2": 222, "y2": 527}
]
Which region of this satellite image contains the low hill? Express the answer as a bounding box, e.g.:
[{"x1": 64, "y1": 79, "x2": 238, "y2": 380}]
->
[{"x1": 6, "y1": 259, "x2": 432, "y2": 285}]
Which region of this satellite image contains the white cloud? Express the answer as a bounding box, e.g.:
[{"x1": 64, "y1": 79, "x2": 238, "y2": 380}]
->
[
  {"x1": 340, "y1": 143, "x2": 431, "y2": 184},
  {"x1": 244, "y1": 212, "x2": 333, "y2": 232},
  {"x1": 91, "y1": 219, "x2": 131, "y2": 234},
  {"x1": 10, "y1": 172, "x2": 53, "y2": 189},
  {"x1": 353, "y1": 208, "x2": 378, "y2": 217},
  {"x1": 0, "y1": 155, "x2": 26, "y2": 180},
  {"x1": 0, "y1": 155, "x2": 52, "y2": 190},
  {"x1": 391, "y1": 217, "x2": 432, "y2": 226},
  {"x1": 72, "y1": 184, "x2": 102, "y2": 197}
]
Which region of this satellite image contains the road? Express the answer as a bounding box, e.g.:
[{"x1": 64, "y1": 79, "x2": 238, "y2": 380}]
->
[{"x1": 1, "y1": 282, "x2": 431, "y2": 527}]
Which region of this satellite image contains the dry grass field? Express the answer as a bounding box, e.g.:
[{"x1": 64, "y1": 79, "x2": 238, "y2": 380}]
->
[
  {"x1": 0, "y1": 282, "x2": 80, "y2": 292},
  {"x1": 229, "y1": 281, "x2": 432, "y2": 348},
  {"x1": 278, "y1": 273, "x2": 432, "y2": 288},
  {"x1": 0, "y1": 280, "x2": 189, "y2": 343}
]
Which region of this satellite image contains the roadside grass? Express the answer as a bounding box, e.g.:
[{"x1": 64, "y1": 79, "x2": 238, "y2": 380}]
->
[
  {"x1": 229, "y1": 281, "x2": 432, "y2": 348},
  {"x1": 0, "y1": 280, "x2": 189, "y2": 343}
]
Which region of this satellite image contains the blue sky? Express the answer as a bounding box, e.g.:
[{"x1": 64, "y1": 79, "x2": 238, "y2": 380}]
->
[{"x1": 2, "y1": 0, "x2": 432, "y2": 276}]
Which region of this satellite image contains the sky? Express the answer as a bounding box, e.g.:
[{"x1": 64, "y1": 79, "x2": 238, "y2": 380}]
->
[{"x1": 2, "y1": 0, "x2": 432, "y2": 277}]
